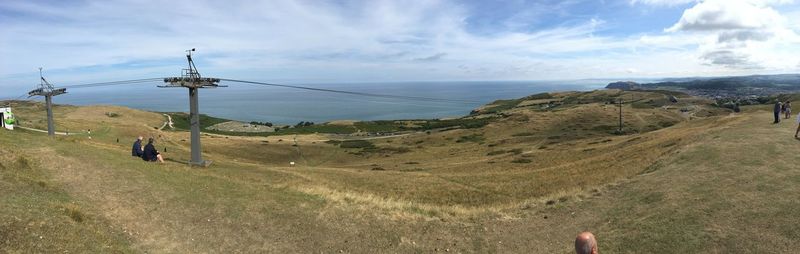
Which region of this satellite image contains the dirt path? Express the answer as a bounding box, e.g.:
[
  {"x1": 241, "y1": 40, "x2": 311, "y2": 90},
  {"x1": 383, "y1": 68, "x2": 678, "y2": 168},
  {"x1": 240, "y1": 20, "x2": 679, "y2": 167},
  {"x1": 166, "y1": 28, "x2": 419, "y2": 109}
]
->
[
  {"x1": 15, "y1": 125, "x2": 74, "y2": 135},
  {"x1": 158, "y1": 114, "x2": 173, "y2": 130}
]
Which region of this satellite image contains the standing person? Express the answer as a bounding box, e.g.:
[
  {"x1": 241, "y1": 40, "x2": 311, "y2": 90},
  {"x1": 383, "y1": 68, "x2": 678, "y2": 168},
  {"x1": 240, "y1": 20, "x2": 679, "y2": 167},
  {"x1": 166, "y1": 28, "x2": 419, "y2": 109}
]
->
[
  {"x1": 795, "y1": 111, "x2": 800, "y2": 138},
  {"x1": 131, "y1": 136, "x2": 144, "y2": 158},
  {"x1": 142, "y1": 137, "x2": 165, "y2": 163},
  {"x1": 774, "y1": 101, "x2": 782, "y2": 123},
  {"x1": 785, "y1": 101, "x2": 792, "y2": 119}
]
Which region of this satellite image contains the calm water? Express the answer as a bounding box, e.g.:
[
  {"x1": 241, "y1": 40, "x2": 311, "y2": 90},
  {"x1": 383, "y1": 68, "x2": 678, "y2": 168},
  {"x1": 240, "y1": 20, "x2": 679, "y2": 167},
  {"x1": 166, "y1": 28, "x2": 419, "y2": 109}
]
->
[{"x1": 54, "y1": 81, "x2": 606, "y2": 124}]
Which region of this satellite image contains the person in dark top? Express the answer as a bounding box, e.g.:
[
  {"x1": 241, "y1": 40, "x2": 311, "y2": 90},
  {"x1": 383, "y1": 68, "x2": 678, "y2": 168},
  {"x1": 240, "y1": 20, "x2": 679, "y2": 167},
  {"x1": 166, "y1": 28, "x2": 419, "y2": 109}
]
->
[
  {"x1": 774, "y1": 101, "x2": 782, "y2": 123},
  {"x1": 142, "y1": 137, "x2": 164, "y2": 163},
  {"x1": 132, "y1": 136, "x2": 144, "y2": 158}
]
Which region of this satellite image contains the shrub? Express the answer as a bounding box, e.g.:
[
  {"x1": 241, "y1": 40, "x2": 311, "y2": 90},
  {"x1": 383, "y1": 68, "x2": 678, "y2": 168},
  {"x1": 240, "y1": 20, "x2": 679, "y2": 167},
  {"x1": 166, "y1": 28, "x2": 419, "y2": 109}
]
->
[{"x1": 250, "y1": 121, "x2": 273, "y2": 127}]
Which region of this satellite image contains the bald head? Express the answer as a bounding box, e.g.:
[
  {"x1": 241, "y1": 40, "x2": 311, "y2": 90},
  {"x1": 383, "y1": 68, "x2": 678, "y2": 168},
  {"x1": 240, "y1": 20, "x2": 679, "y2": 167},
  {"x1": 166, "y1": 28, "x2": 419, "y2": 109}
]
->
[
  {"x1": 138, "y1": 136, "x2": 143, "y2": 140},
  {"x1": 575, "y1": 231, "x2": 598, "y2": 254}
]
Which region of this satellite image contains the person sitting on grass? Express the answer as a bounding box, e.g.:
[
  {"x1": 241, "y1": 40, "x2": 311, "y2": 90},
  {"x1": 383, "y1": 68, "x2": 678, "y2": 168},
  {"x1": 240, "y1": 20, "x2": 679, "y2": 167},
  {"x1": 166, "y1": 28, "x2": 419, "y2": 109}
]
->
[
  {"x1": 132, "y1": 136, "x2": 144, "y2": 158},
  {"x1": 142, "y1": 138, "x2": 165, "y2": 163},
  {"x1": 575, "y1": 231, "x2": 598, "y2": 254}
]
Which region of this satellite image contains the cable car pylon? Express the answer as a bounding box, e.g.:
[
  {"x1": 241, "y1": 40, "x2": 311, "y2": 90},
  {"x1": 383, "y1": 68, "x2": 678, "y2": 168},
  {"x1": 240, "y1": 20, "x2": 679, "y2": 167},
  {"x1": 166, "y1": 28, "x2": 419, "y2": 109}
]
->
[
  {"x1": 159, "y1": 48, "x2": 225, "y2": 167},
  {"x1": 27, "y1": 68, "x2": 67, "y2": 136}
]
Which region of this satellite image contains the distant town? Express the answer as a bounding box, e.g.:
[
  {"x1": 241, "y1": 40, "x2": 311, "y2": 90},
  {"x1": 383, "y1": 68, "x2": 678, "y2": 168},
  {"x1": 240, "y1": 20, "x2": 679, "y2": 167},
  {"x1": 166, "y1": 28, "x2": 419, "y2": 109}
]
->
[{"x1": 607, "y1": 74, "x2": 800, "y2": 108}]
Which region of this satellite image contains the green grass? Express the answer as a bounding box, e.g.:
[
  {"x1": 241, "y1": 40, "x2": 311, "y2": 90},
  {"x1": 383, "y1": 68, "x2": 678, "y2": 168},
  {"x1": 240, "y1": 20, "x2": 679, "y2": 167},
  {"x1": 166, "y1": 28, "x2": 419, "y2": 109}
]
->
[
  {"x1": 0, "y1": 136, "x2": 134, "y2": 253},
  {"x1": 418, "y1": 118, "x2": 493, "y2": 130},
  {"x1": 353, "y1": 121, "x2": 406, "y2": 133},
  {"x1": 274, "y1": 124, "x2": 358, "y2": 135},
  {"x1": 478, "y1": 99, "x2": 524, "y2": 115},
  {"x1": 473, "y1": 93, "x2": 552, "y2": 115},
  {"x1": 522, "y1": 92, "x2": 554, "y2": 100},
  {"x1": 166, "y1": 112, "x2": 230, "y2": 131}
]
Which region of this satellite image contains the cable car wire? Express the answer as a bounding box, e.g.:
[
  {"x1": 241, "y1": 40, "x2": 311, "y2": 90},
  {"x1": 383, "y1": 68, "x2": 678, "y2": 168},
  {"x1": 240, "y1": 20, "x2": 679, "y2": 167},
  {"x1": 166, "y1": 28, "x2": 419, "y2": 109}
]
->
[
  {"x1": 219, "y1": 78, "x2": 481, "y2": 104},
  {"x1": 58, "y1": 78, "x2": 164, "y2": 89}
]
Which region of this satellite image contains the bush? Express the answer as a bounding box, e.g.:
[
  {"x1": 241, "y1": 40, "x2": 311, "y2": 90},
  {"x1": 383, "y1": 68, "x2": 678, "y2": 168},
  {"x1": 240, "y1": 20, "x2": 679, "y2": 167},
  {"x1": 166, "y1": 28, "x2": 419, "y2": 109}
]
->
[
  {"x1": 295, "y1": 121, "x2": 315, "y2": 128},
  {"x1": 250, "y1": 121, "x2": 273, "y2": 127}
]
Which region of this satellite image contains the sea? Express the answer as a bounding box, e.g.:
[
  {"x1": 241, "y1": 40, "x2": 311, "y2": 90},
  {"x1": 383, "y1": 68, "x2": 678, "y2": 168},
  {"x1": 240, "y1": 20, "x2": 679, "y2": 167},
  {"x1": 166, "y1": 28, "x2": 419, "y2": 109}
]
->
[{"x1": 53, "y1": 80, "x2": 610, "y2": 125}]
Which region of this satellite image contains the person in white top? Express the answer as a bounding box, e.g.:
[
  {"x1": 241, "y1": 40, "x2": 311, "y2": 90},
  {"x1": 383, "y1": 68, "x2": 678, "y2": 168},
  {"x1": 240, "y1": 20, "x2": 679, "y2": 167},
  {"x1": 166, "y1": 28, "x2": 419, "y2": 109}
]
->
[
  {"x1": 785, "y1": 101, "x2": 792, "y2": 119},
  {"x1": 795, "y1": 112, "x2": 800, "y2": 138}
]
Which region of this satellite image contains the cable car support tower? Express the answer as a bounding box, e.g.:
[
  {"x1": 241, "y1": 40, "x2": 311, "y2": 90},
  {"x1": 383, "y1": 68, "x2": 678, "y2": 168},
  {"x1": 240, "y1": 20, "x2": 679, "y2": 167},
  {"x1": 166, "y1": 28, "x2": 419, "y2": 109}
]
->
[
  {"x1": 160, "y1": 49, "x2": 225, "y2": 167},
  {"x1": 28, "y1": 68, "x2": 66, "y2": 136}
]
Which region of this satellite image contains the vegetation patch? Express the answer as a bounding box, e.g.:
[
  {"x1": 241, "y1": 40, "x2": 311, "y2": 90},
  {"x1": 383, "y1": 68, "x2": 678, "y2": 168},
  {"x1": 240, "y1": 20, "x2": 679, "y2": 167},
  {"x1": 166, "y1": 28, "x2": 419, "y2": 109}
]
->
[
  {"x1": 456, "y1": 134, "x2": 485, "y2": 143},
  {"x1": 63, "y1": 204, "x2": 85, "y2": 223},
  {"x1": 354, "y1": 121, "x2": 406, "y2": 133},
  {"x1": 339, "y1": 140, "x2": 375, "y2": 149},
  {"x1": 166, "y1": 112, "x2": 229, "y2": 131},
  {"x1": 511, "y1": 158, "x2": 533, "y2": 163},
  {"x1": 523, "y1": 92, "x2": 554, "y2": 100},
  {"x1": 417, "y1": 117, "x2": 493, "y2": 130},
  {"x1": 475, "y1": 99, "x2": 524, "y2": 115},
  {"x1": 487, "y1": 148, "x2": 523, "y2": 156}
]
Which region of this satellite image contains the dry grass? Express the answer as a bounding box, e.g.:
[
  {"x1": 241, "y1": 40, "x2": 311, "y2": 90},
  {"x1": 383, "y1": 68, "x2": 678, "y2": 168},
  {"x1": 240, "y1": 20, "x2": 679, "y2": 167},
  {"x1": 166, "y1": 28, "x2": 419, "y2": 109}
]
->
[{"x1": 13, "y1": 91, "x2": 794, "y2": 253}]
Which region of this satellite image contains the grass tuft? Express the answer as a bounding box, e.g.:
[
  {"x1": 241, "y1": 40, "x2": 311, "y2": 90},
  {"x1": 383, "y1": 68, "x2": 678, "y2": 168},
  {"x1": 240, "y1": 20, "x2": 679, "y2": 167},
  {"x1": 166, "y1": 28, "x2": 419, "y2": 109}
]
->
[{"x1": 511, "y1": 158, "x2": 532, "y2": 163}]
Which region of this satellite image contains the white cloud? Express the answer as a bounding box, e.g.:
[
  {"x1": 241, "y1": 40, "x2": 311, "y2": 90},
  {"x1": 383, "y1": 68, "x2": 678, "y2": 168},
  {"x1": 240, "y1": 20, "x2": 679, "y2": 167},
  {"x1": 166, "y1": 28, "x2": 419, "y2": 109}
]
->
[
  {"x1": 666, "y1": 0, "x2": 784, "y2": 32},
  {"x1": 665, "y1": 0, "x2": 800, "y2": 70}
]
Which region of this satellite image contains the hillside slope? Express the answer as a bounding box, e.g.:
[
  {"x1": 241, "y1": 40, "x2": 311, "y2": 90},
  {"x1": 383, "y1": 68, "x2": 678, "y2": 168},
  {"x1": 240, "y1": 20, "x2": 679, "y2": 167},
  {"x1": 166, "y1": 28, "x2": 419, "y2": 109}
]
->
[{"x1": 3, "y1": 94, "x2": 797, "y2": 252}]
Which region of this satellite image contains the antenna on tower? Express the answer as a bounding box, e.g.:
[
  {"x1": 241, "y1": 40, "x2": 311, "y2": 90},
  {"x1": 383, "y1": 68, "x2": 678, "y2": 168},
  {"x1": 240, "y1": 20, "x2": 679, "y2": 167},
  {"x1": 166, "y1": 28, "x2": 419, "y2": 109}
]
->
[
  {"x1": 28, "y1": 68, "x2": 67, "y2": 136},
  {"x1": 160, "y1": 48, "x2": 226, "y2": 167}
]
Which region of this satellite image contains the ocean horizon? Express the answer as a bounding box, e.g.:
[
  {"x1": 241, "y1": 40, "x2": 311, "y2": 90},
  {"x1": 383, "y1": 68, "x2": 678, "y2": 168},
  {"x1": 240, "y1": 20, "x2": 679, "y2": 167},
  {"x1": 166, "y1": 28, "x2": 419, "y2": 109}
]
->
[{"x1": 42, "y1": 80, "x2": 614, "y2": 124}]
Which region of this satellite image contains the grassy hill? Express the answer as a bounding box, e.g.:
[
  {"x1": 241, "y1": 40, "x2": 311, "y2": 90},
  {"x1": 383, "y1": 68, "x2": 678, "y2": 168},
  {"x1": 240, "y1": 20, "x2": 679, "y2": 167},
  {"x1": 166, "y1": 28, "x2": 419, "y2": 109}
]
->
[{"x1": 4, "y1": 90, "x2": 797, "y2": 252}]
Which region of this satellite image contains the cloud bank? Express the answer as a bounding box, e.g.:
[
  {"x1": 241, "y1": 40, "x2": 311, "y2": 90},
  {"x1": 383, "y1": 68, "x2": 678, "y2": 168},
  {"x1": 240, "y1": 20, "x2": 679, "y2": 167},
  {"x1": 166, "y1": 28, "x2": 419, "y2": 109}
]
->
[
  {"x1": 0, "y1": 0, "x2": 798, "y2": 93},
  {"x1": 666, "y1": 0, "x2": 800, "y2": 69}
]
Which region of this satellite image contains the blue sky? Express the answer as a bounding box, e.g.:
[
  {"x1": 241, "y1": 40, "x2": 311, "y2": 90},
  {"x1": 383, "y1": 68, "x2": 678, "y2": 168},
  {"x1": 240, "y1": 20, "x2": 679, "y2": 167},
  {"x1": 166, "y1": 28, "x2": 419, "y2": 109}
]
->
[{"x1": 2, "y1": 0, "x2": 800, "y2": 95}]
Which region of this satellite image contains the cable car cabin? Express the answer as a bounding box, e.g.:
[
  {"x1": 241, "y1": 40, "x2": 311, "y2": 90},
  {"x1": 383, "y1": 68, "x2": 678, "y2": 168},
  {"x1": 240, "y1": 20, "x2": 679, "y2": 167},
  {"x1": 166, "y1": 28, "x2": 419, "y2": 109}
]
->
[{"x1": 1, "y1": 107, "x2": 15, "y2": 130}]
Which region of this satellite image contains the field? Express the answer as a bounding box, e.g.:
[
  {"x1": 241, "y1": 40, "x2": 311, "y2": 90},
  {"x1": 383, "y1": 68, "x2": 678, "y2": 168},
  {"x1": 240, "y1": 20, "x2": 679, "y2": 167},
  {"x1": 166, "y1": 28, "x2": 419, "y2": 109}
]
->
[{"x1": 2, "y1": 90, "x2": 798, "y2": 253}]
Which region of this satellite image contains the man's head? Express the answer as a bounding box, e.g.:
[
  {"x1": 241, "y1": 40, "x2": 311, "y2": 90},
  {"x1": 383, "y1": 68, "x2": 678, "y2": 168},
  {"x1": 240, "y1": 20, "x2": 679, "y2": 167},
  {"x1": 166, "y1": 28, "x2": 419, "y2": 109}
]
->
[
  {"x1": 137, "y1": 136, "x2": 143, "y2": 141},
  {"x1": 575, "y1": 231, "x2": 598, "y2": 254},
  {"x1": 148, "y1": 137, "x2": 154, "y2": 144}
]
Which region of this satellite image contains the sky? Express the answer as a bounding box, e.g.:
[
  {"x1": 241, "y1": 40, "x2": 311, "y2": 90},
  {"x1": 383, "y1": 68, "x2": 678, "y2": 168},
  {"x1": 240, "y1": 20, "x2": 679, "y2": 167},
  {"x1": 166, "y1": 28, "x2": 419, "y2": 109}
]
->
[{"x1": 2, "y1": 0, "x2": 800, "y2": 95}]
